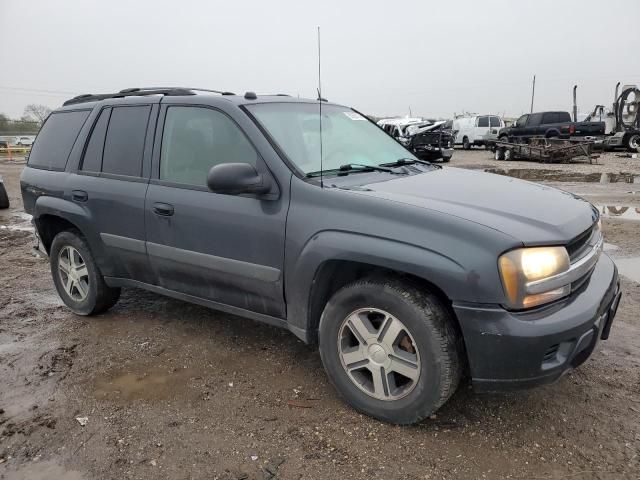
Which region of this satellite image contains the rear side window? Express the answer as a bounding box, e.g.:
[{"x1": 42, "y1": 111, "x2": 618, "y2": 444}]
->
[
  {"x1": 81, "y1": 108, "x2": 111, "y2": 172},
  {"x1": 528, "y1": 113, "x2": 543, "y2": 126},
  {"x1": 160, "y1": 106, "x2": 258, "y2": 187},
  {"x1": 477, "y1": 116, "x2": 489, "y2": 127},
  {"x1": 542, "y1": 112, "x2": 562, "y2": 124},
  {"x1": 28, "y1": 110, "x2": 90, "y2": 170},
  {"x1": 489, "y1": 116, "x2": 501, "y2": 127},
  {"x1": 102, "y1": 106, "x2": 151, "y2": 177}
]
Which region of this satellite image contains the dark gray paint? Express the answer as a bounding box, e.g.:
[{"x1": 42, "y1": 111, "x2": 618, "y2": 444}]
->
[{"x1": 20, "y1": 93, "x2": 612, "y2": 353}]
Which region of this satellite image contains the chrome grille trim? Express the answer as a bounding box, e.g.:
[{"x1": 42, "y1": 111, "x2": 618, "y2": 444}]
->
[{"x1": 525, "y1": 232, "x2": 603, "y2": 295}]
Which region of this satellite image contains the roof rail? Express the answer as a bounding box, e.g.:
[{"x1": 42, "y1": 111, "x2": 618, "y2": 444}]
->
[
  {"x1": 134, "y1": 87, "x2": 237, "y2": 96},
  {"x1": 62, "y1": 87, "x2": 196, "y2": 106}
]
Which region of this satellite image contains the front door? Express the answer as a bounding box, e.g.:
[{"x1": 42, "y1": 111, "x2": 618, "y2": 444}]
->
[{"x1": 145, "y1": 105, "x2": 287, "y2": 318}]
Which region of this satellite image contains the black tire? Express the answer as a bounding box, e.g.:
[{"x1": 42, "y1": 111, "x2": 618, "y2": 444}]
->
[
  {"x1": 495, "y1": 148, "x2": 505, "y2": 161},
  {"x1": 441, "y1": 156, "x2": 451, "y2": 163},
  {"x1": 318, "y1": 278, "x2": 462, "y2": 425},
  {"x1": 462, "y1": 137, "x2": 471, "y2": 150},
  {"x1": 545, "y1": 130, "x2": 560, "y2": 140},
  {"x1": 504, "y1": 148, "x2": 514, "y2": 161},
  {"x1": 627, "y1": 133, "x2": 640, "y2": 152},
  {"x1": 50, "y1": 230, "x2": 120, "y2": 315},
  {"x1": 0, "y1": 183, "x2": 9, "y2": 209}
]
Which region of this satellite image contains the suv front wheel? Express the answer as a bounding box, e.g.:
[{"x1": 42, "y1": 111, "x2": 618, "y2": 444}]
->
[
  {"x1": 318, "y1": 278, "x2": 462, "y2": 424},
  {"x1": 50, "y1": 230, "x2": 120, "y2": 315}
]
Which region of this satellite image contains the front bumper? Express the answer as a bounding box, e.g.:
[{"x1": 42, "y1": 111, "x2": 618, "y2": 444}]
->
[
  {"x1": 454, "y1": 253, "x2": 620, "y2": 392},
  {"x1": 413, "y1": 146, "x2": 453, "y2": 161}
]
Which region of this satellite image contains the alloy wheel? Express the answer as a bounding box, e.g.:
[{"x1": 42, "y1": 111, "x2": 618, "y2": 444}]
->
[
  {"x1": 58, "y1": 246, "x2": 90, "y2": 302},
  {"x1": 338, "y1": 308, "x2": 421, "y2": 401}
]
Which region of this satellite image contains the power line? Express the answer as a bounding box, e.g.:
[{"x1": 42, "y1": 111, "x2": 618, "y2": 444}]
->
[{"x1": 0, "y1": 85, "x2": 80, "y2": 96}]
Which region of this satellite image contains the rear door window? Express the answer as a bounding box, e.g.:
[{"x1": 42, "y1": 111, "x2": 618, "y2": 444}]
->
[
  {"x1": 477, "y1": 116, "x2": 489, "y2": 127},
  {"x1": 81, "y1": 108, "x2": 111, "y2": 173},
  {"x1": 102, "y1": 106, "x2": 151, "y2": 177},
  {"x1": 28, "y1": 110, "x2": 90, "y2": 170},
  {"x1": 528, "y1": 113, "x2": 543, "y2": 126}
]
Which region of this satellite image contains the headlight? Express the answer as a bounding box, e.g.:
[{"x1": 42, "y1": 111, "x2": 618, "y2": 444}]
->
[{"x1": 498, "y1": 246, "x2": 570, "y2": 309}]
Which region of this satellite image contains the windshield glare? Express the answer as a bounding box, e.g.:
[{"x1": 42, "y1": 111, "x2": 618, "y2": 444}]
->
[{"x1": 247, "y1": 103, "x2": 416, "y2": 175}]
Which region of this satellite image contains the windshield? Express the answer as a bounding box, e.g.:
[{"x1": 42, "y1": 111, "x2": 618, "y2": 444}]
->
[{"x1": 246, "y1": 103, "x2": 416, "y2": 175}]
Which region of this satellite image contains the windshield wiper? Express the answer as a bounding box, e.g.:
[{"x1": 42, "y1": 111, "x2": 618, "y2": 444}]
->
[
  {"x1": 379, "y1": 158, "x2": 435, "y2": 167},
  {"x1": 306, "y1": 163, "x2": 399, "y2": 178}
]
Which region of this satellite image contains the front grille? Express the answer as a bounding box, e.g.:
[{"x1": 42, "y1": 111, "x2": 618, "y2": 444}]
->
[{"x1": 566, "y1": 221, "x2": 601, "y2": 263}]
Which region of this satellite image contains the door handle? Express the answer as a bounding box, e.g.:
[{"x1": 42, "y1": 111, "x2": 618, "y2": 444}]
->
[
  {"x1": 72, "y1": 190, "x2": 88, "y2": 202},
  {"x1": 153, "y1": 202, "x2": 174, "y2": 216}
]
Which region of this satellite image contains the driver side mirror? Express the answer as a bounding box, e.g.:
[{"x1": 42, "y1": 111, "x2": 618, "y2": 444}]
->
[{"x1": 207, "y1": 163, "x2": 272, "y2": 196}]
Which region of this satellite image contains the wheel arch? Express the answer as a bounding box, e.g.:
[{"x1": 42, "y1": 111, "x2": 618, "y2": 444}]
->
[
  {"x1": 544, "y1": 129, "x2": 561, "y2": 138},
  {"x1": 285, "y1": 231, "x2": 469, "y2": 346},
  {"x1": 32, "y1": 196, "x2": 107, "y2": 268},
  {"x1": 36, "y1": 214, "x2": 81, "y2": 254}
]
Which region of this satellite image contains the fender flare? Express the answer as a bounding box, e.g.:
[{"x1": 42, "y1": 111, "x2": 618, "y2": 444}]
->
[
  {"x1": 33, "y1": 196, "x2": 109, "y2": 270},
  {"x1": 285, "y1": 230, "x2": 469, "y2": 339}
]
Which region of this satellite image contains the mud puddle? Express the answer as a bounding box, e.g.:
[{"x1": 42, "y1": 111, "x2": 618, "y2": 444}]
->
[
  {"x1": 3, "y1": 460, "x2": 84, "y2": 480},
  {"x1": 485, "y1": 168, "x2": 640, "y2": 183},
  {"x1": 0, "y1": 211, "x2": 34, "y2": 232},
  {"x1": 94, "y1": 367, "x2": 200, "y2": 401}
]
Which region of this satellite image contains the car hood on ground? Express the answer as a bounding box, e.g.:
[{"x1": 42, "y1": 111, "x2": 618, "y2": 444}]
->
[{"x1": 354, "y1": 167, "x2": 596, "y2": 245}]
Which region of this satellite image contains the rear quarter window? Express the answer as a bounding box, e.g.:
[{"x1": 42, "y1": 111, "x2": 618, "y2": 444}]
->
[{"x1": 28, "y1": 110, "x2": 90, "y2": 170}]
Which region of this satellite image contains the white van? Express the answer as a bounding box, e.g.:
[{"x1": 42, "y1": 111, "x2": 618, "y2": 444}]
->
[{"x1": 453, "y1": 115, "x2": 504, "y2": 149}]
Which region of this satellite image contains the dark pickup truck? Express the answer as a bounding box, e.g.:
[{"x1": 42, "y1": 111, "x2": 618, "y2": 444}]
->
[{"x1": 499, "y1": 111, "x2": 605, "y2": 142}]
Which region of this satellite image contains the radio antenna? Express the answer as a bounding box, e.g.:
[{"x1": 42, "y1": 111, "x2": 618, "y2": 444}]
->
[{"x1": 317, "y1": 26, "x2": 324, "y2": 188}]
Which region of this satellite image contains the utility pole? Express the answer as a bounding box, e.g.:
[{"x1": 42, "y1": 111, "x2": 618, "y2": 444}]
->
[{"x1": 530, "y1": 75, "x2": 536, "y2": 113}]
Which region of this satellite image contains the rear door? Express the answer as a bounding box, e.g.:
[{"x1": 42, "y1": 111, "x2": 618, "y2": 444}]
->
[
  {"x1": 489, "y1": 116, "x2": 502, "y2": 132},
  {"x1": 144, "y1": 104, "x2": 287, "y2": 318},
  {"x1": 71, "y1": 102, "x2": 157, "y2": 284},
  {"x1": 474, "y1": 116, "x2": 490, "y2": 142},
  {"x1": 525, "y1": 113, "x2": 543, "y2": 136}
]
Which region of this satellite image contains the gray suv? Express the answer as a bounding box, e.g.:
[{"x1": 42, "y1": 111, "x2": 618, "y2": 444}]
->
[{"x1": 20, "y1": 87, "x2": 621, "y2": 424}]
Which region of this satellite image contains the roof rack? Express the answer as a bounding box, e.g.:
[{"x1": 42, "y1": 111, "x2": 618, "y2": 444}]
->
[{"x1": 62, "y1": 86, "x2": 237, "y2": 106}]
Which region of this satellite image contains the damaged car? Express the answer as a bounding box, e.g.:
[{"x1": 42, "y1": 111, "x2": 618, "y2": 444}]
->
[{"x1": 402, "y1": 121, "x2": 455, "y2": 162}]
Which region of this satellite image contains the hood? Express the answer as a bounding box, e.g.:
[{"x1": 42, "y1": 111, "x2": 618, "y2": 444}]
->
[{"x1": 355, "y1": 167, "x2": 596, "y2": 244}]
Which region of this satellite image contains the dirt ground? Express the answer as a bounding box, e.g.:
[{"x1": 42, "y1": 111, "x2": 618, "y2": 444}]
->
[{"x1": 1, "y1": 149, "x2": 639, "y2": 480}]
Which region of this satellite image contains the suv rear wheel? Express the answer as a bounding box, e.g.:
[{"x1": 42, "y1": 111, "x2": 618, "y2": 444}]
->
[
  {"x1": 50, "y1": 230, "x2": 120, "y2": 315},
  {"x1": 318, "y1": 278, "x2": 462, "y2": 424},
  {"x1": 462, "y1": 136, "x2": 471, "y2": 150}
]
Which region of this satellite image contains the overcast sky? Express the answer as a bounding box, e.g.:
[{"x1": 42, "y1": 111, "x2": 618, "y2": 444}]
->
[{"x1": 1, "y1": 0, "x2": 638, "y2": 120}]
